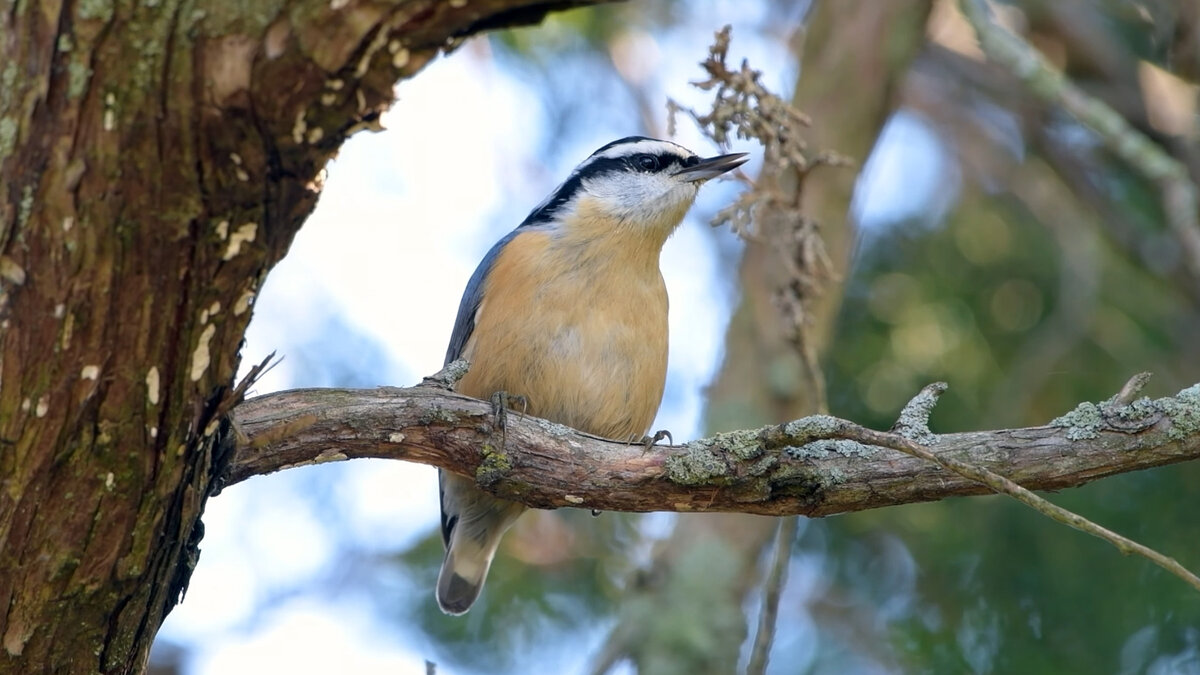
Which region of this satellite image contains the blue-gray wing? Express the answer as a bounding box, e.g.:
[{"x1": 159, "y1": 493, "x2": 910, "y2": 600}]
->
[
  {"x1": 440, "y1": 229, "x2": 521, "y2": 548},
  {"x1": 444, "y1": 229, "x2": 522, "y2": 366}
]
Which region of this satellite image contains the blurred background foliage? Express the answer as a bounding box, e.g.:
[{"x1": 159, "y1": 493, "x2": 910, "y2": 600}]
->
[
  {"x1": 154, "y1": 0, "x2": 1200, "y2": 673},
  {"x1": 472, "y1": 1, "x2": 1200, "y2": 672}
]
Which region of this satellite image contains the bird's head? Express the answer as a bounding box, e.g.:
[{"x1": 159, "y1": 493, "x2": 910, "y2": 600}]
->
[{"x1": 520, "y1": 137, "x2": 748, "y2": 242}]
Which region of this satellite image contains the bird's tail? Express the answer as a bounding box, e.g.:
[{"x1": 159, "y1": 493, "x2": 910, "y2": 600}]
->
[
  {"x1": 437, "y1": 532, "x2": 501, "y2": 615},
  {"x1": 437, "y1": 472, "x2": 525, "y2": 615}
]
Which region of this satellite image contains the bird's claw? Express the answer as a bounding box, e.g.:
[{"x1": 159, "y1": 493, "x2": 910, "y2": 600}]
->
[
  {"x1": 489, "y1": 391, "x2": 528, "y2": 419},
  {"x1": 641, "y1": 429, "x2": 673, "y2": 451},
  {"x1": 489, "y1": 392, "x2": 528, "y2": 446}
]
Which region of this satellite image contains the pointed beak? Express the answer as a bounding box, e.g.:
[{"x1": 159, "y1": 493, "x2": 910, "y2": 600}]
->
[{"x1": 676, "y1": 152, "x2": 750, "y2": 182}]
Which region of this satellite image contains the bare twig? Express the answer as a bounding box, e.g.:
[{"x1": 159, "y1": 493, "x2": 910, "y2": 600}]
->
[
  {"x1": 835, "y1": 376, "x2": 1200, "y2": 593},
  {"x1": 842, "y1": 417, "x2": 1200, "y2": 593},
  {"x1": 668, "y1": 27, "x2": 847, "y2": 375},
  {"x1": 791, "y1": 379, "x2": 1200, "y2": 595},
  {"x1": 1113, "y1": 372, "x2": 1154, "y2": 407},
  {"x1": 958, "y1": 0, "x2": 1200, "y2": 296},
  {"x1": 745, "y1": 516, "x2": 799, "y2": 675},
  {"x1": 214, "y1": 351, "x2": 279, "y2": 422}
]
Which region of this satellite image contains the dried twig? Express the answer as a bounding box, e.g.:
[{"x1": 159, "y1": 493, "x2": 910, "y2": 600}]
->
[
  {"x1": 849, "y1": 374, "x2": 1200, "y2": 594},
  {"x1": 668, "y1": 26, "x2": 847, "y2": 370},
  {"x1": 745, "y1": 517, "x2": 799, "y2": 675}
]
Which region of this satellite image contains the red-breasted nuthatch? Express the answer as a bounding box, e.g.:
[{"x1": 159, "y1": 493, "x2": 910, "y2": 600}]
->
[{"x1": 437, "y1": 136, "x2": 749, "y2": 615}]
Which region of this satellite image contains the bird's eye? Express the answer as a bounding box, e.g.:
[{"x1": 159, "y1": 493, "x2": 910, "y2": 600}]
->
[
  {"x1": 683, "y1": 155, "x2": 701, "y2": 167},
  {"x1": 636, "y1": 154, "x2": 660, "y2": 171}
]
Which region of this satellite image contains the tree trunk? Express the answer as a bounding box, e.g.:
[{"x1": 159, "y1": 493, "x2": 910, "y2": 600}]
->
[{"x1": 0, "y1": 2, "x2": 610, "y2": 672}]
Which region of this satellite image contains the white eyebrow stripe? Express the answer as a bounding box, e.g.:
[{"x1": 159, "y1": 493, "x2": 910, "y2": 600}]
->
[{"x1": 593, "y1": 139, "x2": 692, "y2": 160}]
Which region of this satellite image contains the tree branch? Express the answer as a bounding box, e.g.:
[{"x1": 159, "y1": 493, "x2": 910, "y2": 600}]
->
[
  {"x1": 849, "y1": 375, "x2": 1200, "y2": 593},
  {"x1": 958, "y1": 0, "x2": 1200, "y2": 297},
  {"x1": 228, "y1": 379, "x2": 1200, "y2": 518}
]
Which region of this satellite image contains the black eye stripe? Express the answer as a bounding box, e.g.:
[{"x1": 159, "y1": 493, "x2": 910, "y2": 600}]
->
[
  {"x1": 629, "y1": 152, "x2": 693, "y2": 172},
  {"x1": 517, "y1": 146, "x2": 695, "y2": 227},
  {"x1": 635, "y1": 154, "x2": 659, "y2": 171}
]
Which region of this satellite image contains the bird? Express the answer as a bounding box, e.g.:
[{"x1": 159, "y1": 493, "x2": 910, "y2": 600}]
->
[{"x1": 436, "y1": 136, "x2": 749, "y2": 615}]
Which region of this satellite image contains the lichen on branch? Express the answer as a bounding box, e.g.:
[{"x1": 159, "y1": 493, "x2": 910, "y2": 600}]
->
[{"x1": 229, "y1": 377, "x2": 1200, "y2": 515}]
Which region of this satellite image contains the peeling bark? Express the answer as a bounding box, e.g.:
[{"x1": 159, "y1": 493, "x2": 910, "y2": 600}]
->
[{"x1": 0, "y1": 1, "x2": 612, "y2": 672}]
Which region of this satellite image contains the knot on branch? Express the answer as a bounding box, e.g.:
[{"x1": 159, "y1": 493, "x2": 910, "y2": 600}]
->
[
  {"x1": 422, "y1": 359, "x2": 470, "y2": 391},
  {"x1": 891, "y1": 382, "x2": 947, "y2": 445}
]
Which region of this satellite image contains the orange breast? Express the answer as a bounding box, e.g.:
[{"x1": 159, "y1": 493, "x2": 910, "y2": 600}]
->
[{"x1": 457, "y1": 229, "x2": 669, "y2": 441}]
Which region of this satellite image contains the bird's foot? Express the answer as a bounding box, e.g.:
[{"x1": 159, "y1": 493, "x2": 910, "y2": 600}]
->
[
  {"x1": 488, "y1": 391, "x2": 528, "y2": 446},
  {"x1": 640, "y1": 429, "x2": 674, "y2": 451},
  {"x1": 489, "y1": 391, "x2": 528, "y2": 420}
]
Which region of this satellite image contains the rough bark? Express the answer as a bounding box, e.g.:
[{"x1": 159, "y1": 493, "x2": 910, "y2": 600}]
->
[
  {"x1": 228, "y1": 381, "x2": 1200, "y2": 517},
  {"x1": 0, "y1": 1, "x2": 612, "y2": 673}
]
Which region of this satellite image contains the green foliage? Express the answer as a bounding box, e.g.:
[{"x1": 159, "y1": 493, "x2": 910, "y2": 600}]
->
[
  {"x1": 820, "y1": 177, "x2": 1200, "y2": 673},
  {"x1": 830, "y1": 189, "x2": 1200, "y2": 432}
]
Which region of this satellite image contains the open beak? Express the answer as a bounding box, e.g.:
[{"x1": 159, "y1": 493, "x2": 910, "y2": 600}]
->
[{"x1": 676, "y1": 152, "x2": 750, "y2": 182}]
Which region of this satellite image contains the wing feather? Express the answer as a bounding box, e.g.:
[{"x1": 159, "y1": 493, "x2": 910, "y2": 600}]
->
[{"x1": 444, "y1": 229, "x2": 522, "y2": 365}]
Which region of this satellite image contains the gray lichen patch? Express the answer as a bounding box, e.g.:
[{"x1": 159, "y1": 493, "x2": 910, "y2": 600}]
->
[
  {"x1": 0, "y1": 61, "x2": 15, "y2": 100},
  {"x1": 663, "y1": 429, "x2": 768, "y2": 486},
  {"x1": 1051, "y1": 384, "x2": 1200, "y2": 442},
  {"x1": 780, "y1": 414, "x2": 842, "y2": 443},
  {"x1": 1050, "y1": 401, "x2": 1103, "y2": 440},
  {"x1": 1110, "y1": 396, "x2": 1159, "y2": 422},
  {"x1": 440, "y1": 358, "x2": 471, "y2": 385},
  {"x1": 665, "y1": 444, "x2": 727, "y2": 485},
  {"x1": 709, "y1": 428, "x2": 763, "y2": 460},
  {"x1": 1158, "y1": 384, "x2": 1200, "y2": 441},
  {"x1": 786, "y1": 438, "x2": 877, "y2": 459}
]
